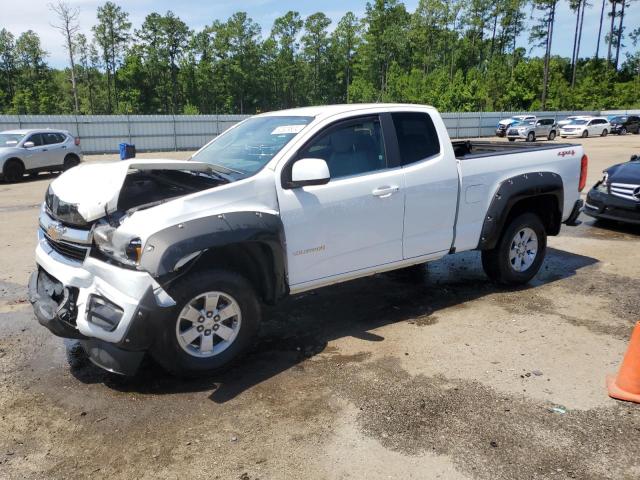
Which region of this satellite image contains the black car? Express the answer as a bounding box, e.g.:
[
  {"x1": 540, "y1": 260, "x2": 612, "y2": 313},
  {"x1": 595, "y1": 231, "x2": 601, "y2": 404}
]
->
[
  {"x1": 585, "y1": 155, "x2": 640, "y2": 225},
  {"x1": 608, "y1": 115, "x2": 640, "y2": 135}
]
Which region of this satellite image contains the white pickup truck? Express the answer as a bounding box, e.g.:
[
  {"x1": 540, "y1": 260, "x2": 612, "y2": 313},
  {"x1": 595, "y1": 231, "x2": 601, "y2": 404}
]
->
[{"x1": 29, "y1": 104, "x2": 587, "y2": 376}]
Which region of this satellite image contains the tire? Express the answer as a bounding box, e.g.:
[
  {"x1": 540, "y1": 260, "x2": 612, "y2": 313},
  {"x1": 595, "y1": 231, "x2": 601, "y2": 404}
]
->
[
  {"x1": 548, "y1": 131, "x2": 556, "y2": 141},
  {"x1": 481, "y1": 213, "x2": 547, "y2": 286},
  {"x1": 2, "y1": 159, "x2": 25, "y2": 183},
  {"x1": 150, "y1": 269, "x2": 260, "y2": 377},
  {"x1": 526, "y1": 132, "x2": 535, "y2": 142},
  {"x1": 581, "y1": 130, "x2": 588, "y2": 138},
  {"x1": 601, "y1": 129, "x2": 608, "y2": 137},
  {"x1": 63, "y1": 154, "x2": 80, "y2": 171},
  {"x1": 508, "y1": 138, "x2": 516, "y2": 142},
  {"x1": 619, "y1": 127, "x2": 627, "y2": 135}
]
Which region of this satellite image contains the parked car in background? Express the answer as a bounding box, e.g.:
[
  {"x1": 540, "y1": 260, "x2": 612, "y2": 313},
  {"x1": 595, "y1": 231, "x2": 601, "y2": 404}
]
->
[
  {"x1": 560, "y1": 117, "x2": 610, "y2": 138},
  {"x1": 0, "y1": 129, "x2": 82, "y2": 182},
  {"x1": 608, "y1": 115, "x2": 640, "y2": 135},
  {"x1": 557, "y1": 115, "x2": 592, "y2": 127},
  {"x1": 585, "y1": 154, "x2": 640, "y2": 225},
  {"x1": 28, "y1": 104, "x2": 587, "y2": 376},
  {"x1": 495, "y1": 115, "x2": 536, "y2": 137},
  {"x1": 507, "y1": 118, "x2": 557, "y2": 142}
]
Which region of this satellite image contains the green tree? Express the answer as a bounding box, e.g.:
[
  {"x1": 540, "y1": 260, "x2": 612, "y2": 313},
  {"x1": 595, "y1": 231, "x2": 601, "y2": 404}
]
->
[
  {"x1": 0, "y1": 29, "x2": 16, "y2": 111},
  {"x1": 93, "y1": 1, "x2": 131, "y2": 112}
]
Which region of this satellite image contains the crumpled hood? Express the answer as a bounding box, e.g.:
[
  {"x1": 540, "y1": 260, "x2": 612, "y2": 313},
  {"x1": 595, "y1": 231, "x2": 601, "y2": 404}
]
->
[
  {"x1": 48, "y1": 159, "x2": 215, "y2": 222},
  {"x1": 606, "y1": 159, "x2": 640, "y2": 184}
]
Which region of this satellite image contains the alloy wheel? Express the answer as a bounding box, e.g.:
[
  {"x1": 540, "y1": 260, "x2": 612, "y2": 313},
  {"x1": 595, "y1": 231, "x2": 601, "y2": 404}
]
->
[
  {"x1": 509, "y1": 227, "x2": 538, "y2": 272},
  {"x1": 175, "y1": 291, "x2": 242, "y2": 358}
]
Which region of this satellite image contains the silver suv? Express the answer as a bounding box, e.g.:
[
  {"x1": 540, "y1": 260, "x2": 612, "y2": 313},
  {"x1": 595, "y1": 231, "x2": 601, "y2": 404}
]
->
[
  {"x1": 507, "y1": 118, "x2": 558, "y2": 142},
  {"x1": 0, "y1": 129, "x2": 83, "y2": 182}
]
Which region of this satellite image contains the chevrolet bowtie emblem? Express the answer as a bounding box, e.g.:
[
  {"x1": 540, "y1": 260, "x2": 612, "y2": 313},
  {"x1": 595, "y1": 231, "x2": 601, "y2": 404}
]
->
[{"x1": 46, "y1": 222, "x2": 66, "y2": 241}]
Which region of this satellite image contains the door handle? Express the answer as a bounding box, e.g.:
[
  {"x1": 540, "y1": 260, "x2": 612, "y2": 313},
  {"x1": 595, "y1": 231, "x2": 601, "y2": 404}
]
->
[
  {"x1": 372, "y1": 185, "x2": 399, "y2": 198},
  {"x1": 42, "y1": 149, "x2": 48, "y2": 152}
]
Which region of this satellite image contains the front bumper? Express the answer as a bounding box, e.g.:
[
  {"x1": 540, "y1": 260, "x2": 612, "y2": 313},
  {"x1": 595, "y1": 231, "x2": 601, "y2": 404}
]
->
[
  {"x1": 584, "y1": 187, "x2": 640, "y2": 224},
  {"x1": 559, "y1": 130, "x2": 582, "y2": 137},
  {"x1": 30, "y1": 234, "x2": 176, "y2": 374},
  {"x1": 506, "y1": 131, "x2": 527, "y2": 139},
  {"x1": 495, "y1": 129, "x2": 507, "y2": 137}
]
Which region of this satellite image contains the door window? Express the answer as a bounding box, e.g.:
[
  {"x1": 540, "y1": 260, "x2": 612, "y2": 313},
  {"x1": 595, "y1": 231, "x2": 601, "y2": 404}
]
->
[
  {"x1": 43, "y1": 132, "x2": 64, "y2": 145},
  {"x1": 391, "y1": 112, "x2": 440, "y2": 165},
  {"x1": 297, "y1": 118, "x2": 387, "y2": 179},
  {"x1": 25, "y1": 133, "x2": 44, "y2": 146}
]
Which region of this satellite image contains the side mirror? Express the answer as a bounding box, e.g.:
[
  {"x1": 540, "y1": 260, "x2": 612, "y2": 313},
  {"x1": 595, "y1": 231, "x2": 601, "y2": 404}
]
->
[
  {"x1": 23, "y1": 141, "x2": 35, "y2": 148},
  {"x1": 290, "y1": 158, "x2": 330, "y2": 188}
]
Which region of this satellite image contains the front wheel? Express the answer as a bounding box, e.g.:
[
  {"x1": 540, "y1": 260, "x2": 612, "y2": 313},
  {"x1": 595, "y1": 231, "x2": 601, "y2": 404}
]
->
[
  {"x1": 2, "y1": 159, "x2": 25, "y2": 182},
  {"x1": 582, "y1": 130, "x2": 588, "y2": 138},
  {"x1": 150, "y1": 269, "x2": 260, "y2": 377},
  {"x1": 481, "y1": 213, "x2": 547, "y2": 285},
  {"x1": 619, "y1": 127, "x2": 627, "y2": 135},
  {"x1": 526, "y1": 132, "x2": 535, "y2": 142},
  {"x1": 601, "y1": 129, "x2": 608, "y2": 137}
]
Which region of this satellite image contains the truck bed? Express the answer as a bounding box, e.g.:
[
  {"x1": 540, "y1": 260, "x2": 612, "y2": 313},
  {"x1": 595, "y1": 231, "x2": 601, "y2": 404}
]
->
[{"x1": 452, "y1": 140, "x2": 576, "y2": 160}]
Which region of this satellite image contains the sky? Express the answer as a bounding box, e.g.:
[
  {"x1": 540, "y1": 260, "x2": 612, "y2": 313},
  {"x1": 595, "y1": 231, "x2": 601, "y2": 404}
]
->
[{"x1": 2, "y1": 0, "x2": 639, "y2": 68}]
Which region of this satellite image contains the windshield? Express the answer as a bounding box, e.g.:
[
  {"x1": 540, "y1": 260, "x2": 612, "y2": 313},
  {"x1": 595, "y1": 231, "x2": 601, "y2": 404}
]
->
[
  {"x1": 611, "y1": 116, "x2": 627, "y2": 123},
  {"x1": 569, "y1": 119, "x2": 588, "y2": 125},
  {"x1": 192, "y1": 115, "x2": 314, "y2": 177},
  {"x1": 0, "y1": 133, "x2": 25, "y2": 146}
]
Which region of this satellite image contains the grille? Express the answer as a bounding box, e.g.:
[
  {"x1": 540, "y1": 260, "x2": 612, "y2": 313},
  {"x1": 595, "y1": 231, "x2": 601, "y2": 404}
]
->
[
  {"x1": 508, "y1": 129, "x2": 519, "y2": 135},
  {"x1": 43, "y1": 232, "x2": 89, "y2": 262},
  {"x1": 610, "y1": 183, "x2": 640, "y2": 201}
]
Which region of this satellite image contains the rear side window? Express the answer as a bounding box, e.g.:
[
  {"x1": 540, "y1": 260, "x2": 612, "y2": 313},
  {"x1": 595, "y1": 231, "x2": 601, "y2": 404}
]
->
[
  {"x1": 43, "y1": 132, "x2": 65, "y2": 145},
  {"x1": 391, "y1": 112, "x2": 440, "y2": 166}
]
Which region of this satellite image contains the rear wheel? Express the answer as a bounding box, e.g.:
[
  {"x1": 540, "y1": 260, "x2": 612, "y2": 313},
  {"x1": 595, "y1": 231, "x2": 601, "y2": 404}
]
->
[
  {"x1": 526, "y1": 132, "x2": 535, "y2": 142},
  {"x1": 601, "y1": 129, "x2": 608, "y2": 137},
  {"x1": 619, "y1": 127, "x2": 627, "y2": 135},
  {"x1": 581, "y1": 130, "x2": 588, "y2": 138},
  {"x1": 63, "y1": 154, "x2": 80, "y2": 171},
  {"x1": 481, "y1": 213, "x2": 547, "y2": 285},
  {"x1": 150, "y1": 269, "x2": 260, "y2": 377},
  {"x1": 548, "y1": 131, "x2": 556, "y2": 141},
  {"x1": 2, "y1": 159, "x2": 25, "y2": 182}
]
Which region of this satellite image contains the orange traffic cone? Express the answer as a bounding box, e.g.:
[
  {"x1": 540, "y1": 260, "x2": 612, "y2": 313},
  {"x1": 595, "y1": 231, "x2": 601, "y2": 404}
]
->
[{"x1": 607, "y1": 321, "x2": 640, "y2": 404}]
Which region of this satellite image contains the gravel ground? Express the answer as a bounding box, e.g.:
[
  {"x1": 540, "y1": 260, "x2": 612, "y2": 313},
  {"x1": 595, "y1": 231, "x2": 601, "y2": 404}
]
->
[{"x1": 1, "y1": 134, "x2": 640, "y2": 479}]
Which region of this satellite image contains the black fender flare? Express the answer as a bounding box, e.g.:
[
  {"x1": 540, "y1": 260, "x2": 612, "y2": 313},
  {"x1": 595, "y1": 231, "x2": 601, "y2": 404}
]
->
[
  {"x1": 477, "y1": 172, "x2": 564, "y2": 250},
  {"x1": 140, "y1": 211, "x2": 288, "y2": 303}
]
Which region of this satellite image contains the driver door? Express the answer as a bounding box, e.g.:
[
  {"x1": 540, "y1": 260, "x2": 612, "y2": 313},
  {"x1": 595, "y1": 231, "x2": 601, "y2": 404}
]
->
[{"x1": 277, "y1": 115, "x2": 405, "y2": 287}]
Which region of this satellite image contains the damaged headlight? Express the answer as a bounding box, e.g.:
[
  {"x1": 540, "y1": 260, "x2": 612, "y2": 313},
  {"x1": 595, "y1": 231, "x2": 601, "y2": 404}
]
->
[
  {"x1": 93, "y1": 223, "x2": 143, "y2": 266},
  {"x1": 595, "y1": 172, "x2": 609, "y2": 192}
]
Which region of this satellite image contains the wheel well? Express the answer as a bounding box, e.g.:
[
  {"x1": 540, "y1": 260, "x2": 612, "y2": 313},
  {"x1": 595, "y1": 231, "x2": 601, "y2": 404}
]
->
[
  {"x1": 504, "y1": 194, "x2": 561, "y2": 237},
  {"x1": 64, "y1": 153, "x2": 79, "y2": 162},
  {"x1": 3, "y1": 157, "x2": 25, "y2": 172},
  {"x1": 189, "y1": 242, "x2": 282, "y2": 305}
]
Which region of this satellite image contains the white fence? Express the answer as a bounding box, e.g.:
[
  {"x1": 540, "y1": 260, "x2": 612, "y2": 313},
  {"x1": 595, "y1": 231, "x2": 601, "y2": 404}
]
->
[
  {"x1": 0, "y1": 114, "x2": 247, "y2": 154},
  {"x1": 0, "y1": 110, "x2": 613, "y2": 154}
]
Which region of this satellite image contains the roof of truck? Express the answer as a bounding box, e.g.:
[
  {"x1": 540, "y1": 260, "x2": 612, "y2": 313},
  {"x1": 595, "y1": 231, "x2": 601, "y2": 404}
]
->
[{"x1": 257, "y1": 103, "x2": 437, "y2": 119}]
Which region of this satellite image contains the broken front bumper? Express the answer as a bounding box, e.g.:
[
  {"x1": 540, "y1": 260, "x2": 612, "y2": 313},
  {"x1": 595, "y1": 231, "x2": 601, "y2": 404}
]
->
[{"x1": 29, "y1": 235, "x2": 176, "y2": 374}]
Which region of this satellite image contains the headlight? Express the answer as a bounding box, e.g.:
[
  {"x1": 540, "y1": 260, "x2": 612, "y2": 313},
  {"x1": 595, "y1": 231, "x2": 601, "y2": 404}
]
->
[
  {"x1": 93, "y1": 223, "x2": 142, "y2": 266},
  {"x1": 595, "y1": 172, "x2": 609, "y2": 192}
]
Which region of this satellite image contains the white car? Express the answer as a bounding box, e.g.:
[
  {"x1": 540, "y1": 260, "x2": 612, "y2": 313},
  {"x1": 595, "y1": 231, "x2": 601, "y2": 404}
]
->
[
  {"x1": 0, "y1": 129, "x2": 83, "y2": 182},
  {"x1": 557, "y1": 115, "x2": 592, "y2": 127},
  {"x1": 28, "y1": 104, "x2": 586, "y2": 376},
  {"x1": 560, "y1": 117, "x2": 610, "y2": 138}
]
